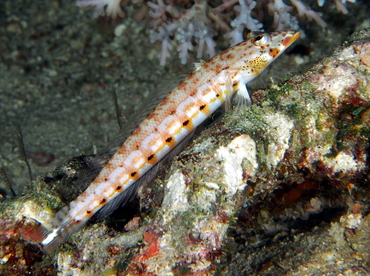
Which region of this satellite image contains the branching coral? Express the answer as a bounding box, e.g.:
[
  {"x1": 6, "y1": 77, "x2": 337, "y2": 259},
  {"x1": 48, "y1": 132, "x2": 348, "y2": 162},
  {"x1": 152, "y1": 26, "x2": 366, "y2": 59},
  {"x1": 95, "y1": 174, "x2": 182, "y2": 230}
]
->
[{"x1": 76, "y1": 0, "x2": 357, "y2": 65}]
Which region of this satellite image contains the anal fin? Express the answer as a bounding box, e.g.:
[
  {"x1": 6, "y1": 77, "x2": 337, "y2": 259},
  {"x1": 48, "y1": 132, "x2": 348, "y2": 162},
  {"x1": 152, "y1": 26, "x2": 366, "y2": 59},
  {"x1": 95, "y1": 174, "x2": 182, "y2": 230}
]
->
[{"x1": 94, "y1": 130, "x2": 196, "y2": 222}]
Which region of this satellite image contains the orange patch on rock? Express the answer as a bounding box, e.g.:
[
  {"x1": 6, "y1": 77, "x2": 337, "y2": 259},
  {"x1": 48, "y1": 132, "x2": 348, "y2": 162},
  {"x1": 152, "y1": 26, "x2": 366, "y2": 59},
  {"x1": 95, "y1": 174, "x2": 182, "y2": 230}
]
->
[{"x1": 131, "y1": 231, "x2": 161, "y2": 265}]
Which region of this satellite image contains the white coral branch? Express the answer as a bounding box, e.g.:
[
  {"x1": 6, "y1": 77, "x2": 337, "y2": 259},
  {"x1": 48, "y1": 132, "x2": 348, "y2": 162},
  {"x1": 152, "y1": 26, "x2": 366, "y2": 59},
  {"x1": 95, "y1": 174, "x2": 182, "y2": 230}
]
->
[{"x1": 291, "y1": 0, "x2": 327, "y2": 28}]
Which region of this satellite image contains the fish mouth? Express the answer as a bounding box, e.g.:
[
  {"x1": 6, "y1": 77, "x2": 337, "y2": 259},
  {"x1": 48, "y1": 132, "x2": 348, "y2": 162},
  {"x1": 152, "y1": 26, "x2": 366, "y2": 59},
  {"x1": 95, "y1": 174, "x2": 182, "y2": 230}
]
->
[{"x1": 282, "y1": 31, "x2": 300, "y2": 47}]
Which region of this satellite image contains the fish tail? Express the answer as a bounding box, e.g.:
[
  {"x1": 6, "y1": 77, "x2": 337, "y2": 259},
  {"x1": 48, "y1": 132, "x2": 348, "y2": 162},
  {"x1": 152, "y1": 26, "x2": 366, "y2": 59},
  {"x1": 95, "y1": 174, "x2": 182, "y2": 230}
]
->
[{"x1": 37, "y1": 206, "x2": 83, "y2": 254}]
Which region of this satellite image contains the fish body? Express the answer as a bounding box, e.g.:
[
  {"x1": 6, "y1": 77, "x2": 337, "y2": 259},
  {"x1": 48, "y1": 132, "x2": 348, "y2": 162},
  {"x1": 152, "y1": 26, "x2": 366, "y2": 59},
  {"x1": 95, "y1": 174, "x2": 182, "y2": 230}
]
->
[{"x1": 40, "y1": 31, "x2": 300, "y2": 253}]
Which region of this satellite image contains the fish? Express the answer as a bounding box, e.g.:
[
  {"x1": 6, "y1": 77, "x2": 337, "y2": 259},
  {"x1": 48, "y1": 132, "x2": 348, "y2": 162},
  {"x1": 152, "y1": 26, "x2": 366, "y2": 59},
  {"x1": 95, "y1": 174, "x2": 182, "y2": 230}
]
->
[{"x1": 38, "y1": 30, "x2": 300, "y2": 253}]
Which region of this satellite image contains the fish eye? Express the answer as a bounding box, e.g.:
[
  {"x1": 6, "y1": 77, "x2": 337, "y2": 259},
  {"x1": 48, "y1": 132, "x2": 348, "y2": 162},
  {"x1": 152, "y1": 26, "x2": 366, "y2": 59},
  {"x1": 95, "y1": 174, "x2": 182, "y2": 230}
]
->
[{"x1": 252, "y1": 34, "x2": 271, "y2": 46}]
